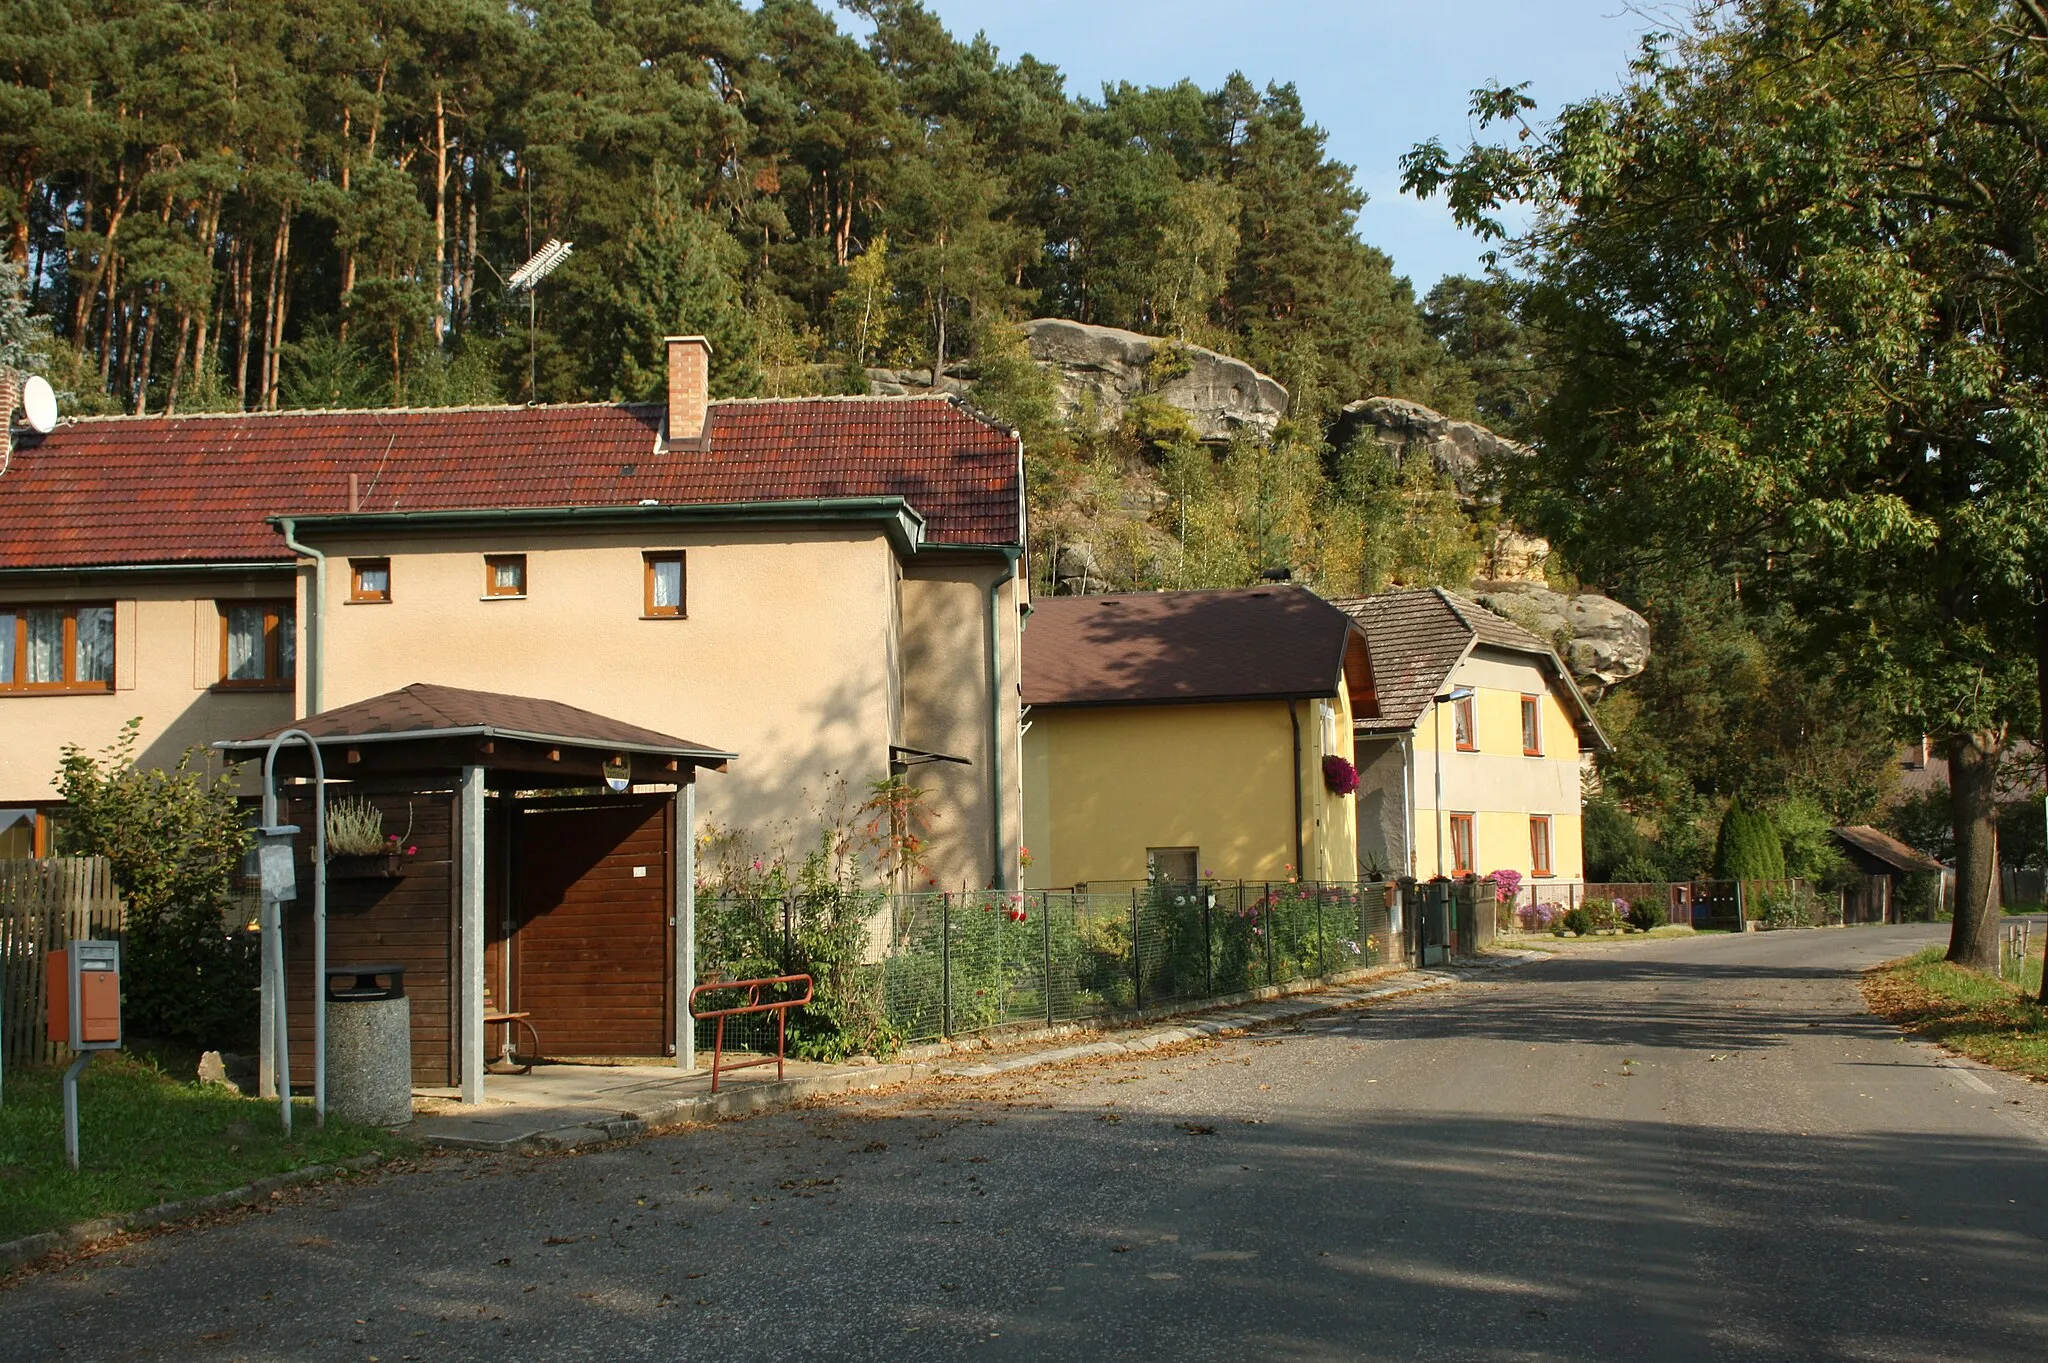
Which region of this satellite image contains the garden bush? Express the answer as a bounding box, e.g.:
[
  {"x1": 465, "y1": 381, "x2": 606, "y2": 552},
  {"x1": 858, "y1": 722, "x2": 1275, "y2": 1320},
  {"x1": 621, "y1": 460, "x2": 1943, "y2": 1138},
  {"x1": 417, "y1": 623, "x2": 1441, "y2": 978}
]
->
[
  {"x1": 1561, "y1": 905, "x2": 1594, "y2": 937},
  {"x1": 1627, "y1": 898, "x2": 1669, "y2": 931},
  {"x1": 1518, "y1": 901, "x2": 1562, "y2": 931}
]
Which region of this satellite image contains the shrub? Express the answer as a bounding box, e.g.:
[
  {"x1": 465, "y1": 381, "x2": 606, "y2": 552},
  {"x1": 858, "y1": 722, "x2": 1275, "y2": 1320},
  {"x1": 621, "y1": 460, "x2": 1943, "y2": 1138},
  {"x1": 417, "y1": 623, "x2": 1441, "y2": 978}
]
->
[
  {"x1": 1627, "y1": 898, "x2": 1668, "y2": 931},
  {"x1": 1561, "y1": 905, "x2": 1594, "y2": 937},
  {"x1": 1582, "y1": 897, "x2": 1622, "y2": 932},
  {"x1": 53, "y1": 719, "x2": 256, "y2": 1049},
  {"x1": 1755, "y1": 891, "x2": 1813, "y2": 930},
  {"x1": 1518, "y1": 901, "x2": 1562, "y2": 931},
  {"x1": 1714, "y1": 799, "x2": 1786, "y2": 881}
]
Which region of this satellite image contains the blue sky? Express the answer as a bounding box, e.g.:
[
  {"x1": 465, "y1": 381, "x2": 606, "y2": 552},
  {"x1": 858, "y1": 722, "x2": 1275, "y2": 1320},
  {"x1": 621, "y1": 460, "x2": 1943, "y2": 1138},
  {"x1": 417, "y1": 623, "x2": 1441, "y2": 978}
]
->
[{"x1": 905, "y1": 1, "x2": 1658, "y2": 295}]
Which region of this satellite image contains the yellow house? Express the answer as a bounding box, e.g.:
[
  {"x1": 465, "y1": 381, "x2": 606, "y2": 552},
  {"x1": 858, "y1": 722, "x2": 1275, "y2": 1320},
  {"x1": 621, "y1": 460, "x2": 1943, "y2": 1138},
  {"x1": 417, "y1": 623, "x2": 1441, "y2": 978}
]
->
[
  {"x1": 1021, "y1": 587, "x2": 1372, "y2": 887},
  {"x1": 1331, "y1": 588, "x2": 1608, "y2": 892}
]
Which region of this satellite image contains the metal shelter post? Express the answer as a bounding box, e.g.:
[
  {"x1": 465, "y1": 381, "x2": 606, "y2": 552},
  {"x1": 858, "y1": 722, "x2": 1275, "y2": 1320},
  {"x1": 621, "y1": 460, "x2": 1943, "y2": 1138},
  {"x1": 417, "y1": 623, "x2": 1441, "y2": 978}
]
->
[
  {"x1": 677, "y1": 775, "x2": 697, "y2": 1072},
  {"x1": 459, "y1": 765, "x2": 487, "y2": 1105},
  {"x1": 259, "y1": 730, "x2": 328, "y2": 1131}
]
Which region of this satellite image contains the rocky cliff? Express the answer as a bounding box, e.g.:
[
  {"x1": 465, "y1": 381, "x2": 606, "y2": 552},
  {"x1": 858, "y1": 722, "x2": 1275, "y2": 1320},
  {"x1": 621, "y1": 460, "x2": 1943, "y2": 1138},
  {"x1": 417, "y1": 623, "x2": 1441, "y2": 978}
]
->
[{"x1": 1021, "y1": 318, "x2": 1289, "y2": 442}]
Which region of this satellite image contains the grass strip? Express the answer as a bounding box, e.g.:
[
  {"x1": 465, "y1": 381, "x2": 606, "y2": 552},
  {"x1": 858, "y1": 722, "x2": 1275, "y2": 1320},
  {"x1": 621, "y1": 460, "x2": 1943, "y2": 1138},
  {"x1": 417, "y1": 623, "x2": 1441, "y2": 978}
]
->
[
  {"x1": 1863, "y1": 946, "x2": 2048, "y2": 1083},
  {"x1": 0, "y1": 1052, "x2": 411, "y2": 1242}
]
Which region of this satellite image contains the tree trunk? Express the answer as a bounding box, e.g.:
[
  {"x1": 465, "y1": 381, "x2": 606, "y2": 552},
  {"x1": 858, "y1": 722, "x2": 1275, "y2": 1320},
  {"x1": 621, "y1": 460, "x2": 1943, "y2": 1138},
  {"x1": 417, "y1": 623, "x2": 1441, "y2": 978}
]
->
[
  {"x1": 2038, "y1": 583, "x2": 2048, "y2": 1004},
  {"x1": 433, "y1": 86, "x2": 448, "y2": 343},
  {"x1": 1946, "y1": 729, "x2": 2005, "y2": 970},
  {"x1": 132, "y1": 290, "x2": 157, "y2": 414},
  {"x1": 164, "y1": 311, "x2": 191, "y2": 413},
  {"x1": 233, "y1": 240, "x2": 253, "y2": 407}
]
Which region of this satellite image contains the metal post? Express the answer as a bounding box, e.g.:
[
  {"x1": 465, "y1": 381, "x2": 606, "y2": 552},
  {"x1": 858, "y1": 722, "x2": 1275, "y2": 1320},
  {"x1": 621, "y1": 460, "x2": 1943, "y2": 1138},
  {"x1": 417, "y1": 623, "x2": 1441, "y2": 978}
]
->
[
  {"x1": 260, "y1": 730, "x2": 328, "y2": 1129},
  {"x1": 1131, "y1": 889, "x2": 1142, "y2": 1009},
  {"x1": 62, "y1": 1050, "x2": 93, "y2": 1171},
  {"x1": 1042, "y1": 894, "x2": 1054, "y2": 1027},
  {"x1": 459, "y1": 765, "x2": 486, "y2": 1105},
  {"x1": 1203, "y1": 891, "x2": 1214, "y2": 997},
  {"x1": 941, "y1": 893, "x2": 953, "y2": 1037},
  {"x1": 1263, "y1": 884, "x2": 1276, "y2": 986},
  {"x1": 677, "y1": 776, "x2": 697, "y2": 1072},
  {"x1": 1317, "y1": 896, "x2": 1326, "y2": 976}
]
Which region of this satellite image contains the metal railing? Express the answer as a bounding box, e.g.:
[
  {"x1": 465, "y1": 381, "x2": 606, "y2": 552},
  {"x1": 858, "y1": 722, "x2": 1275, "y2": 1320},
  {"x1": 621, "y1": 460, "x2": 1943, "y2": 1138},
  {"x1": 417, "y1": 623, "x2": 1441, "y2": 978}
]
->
[{"x1": 697, "y1": 880, "x2": 1404, "y2": 1050}]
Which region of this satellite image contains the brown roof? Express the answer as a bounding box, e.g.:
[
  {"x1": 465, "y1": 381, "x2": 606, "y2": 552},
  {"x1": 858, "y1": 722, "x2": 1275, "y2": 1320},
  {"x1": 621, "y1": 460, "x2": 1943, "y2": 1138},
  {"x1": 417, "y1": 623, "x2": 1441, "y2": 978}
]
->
[
  {"x1": 1329, "y1": 586, "x2": 1607, "y2": 748},
  {"x1": 0, "y1": 396, "x2": 1019, "y2": 571},
  {"x1": 1023, "y1": 587, "x2": 1358, "y2": 708},
  {"x1": 218, "y1": 683, "x2": 734, "y2": 765},
  {"x1": 1833, "y1": 825, "x2": 1945, "y2": 874}
]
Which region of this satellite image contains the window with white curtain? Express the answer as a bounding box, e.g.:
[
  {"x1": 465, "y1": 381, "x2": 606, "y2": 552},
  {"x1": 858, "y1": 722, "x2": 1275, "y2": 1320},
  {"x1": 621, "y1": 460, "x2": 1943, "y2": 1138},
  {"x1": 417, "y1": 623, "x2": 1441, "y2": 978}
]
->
[
  {"x1": 218, "y1": 601, "x2": 294, "y2": 687},
  {"x1": 0, "y1": 604, "x2": 114, "y2": 691}
]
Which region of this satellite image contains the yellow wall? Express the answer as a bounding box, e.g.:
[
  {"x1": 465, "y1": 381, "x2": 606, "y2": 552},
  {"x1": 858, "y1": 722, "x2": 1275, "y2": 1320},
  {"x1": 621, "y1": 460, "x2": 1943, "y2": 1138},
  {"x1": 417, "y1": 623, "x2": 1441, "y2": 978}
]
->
[
  {"x1": 1022, "y1": 688, "x2": 1357, "y2": 888},
  {"x1": 0, "y1": 571, "x2": 296, "y2": 805},
  {"x1": 1406, "y1": 648, "x2": 1586, "y2": 886},
  {"x1": 306, "y1": 525, "x2": 1019, "y2": 889}
]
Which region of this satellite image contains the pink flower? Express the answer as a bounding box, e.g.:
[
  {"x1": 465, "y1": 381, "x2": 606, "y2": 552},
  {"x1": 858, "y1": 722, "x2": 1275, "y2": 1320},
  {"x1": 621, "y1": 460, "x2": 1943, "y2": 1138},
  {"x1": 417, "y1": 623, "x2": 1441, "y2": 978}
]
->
[{"x1": 404, "y1": 844, "x2": 418, "y2": 856}]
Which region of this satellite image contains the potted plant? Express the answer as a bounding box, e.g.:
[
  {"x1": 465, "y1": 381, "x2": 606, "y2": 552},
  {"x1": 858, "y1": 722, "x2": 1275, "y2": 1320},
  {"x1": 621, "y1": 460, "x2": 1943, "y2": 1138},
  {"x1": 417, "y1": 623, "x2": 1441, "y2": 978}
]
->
[
  {"x1": 325, "y1": 796, "x2": 417, "y2": 879},
  {"x1": 1321, "y1": 754, "x2": 1360, "y2": 796}
]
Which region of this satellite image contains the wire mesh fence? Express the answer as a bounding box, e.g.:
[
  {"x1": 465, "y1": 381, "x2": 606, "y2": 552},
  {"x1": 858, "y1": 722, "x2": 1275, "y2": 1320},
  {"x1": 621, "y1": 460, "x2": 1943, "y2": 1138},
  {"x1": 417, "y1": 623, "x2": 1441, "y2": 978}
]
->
[{"x1": 696, "y1": 881, "x2": 1402, "y2": 1053}]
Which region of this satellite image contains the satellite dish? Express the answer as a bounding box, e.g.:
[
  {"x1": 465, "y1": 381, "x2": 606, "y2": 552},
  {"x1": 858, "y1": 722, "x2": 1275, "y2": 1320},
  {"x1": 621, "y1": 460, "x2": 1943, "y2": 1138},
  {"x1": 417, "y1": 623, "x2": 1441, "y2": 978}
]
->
[{"x1": 21, "y1": 375, "x2": 56, "y2": 434}]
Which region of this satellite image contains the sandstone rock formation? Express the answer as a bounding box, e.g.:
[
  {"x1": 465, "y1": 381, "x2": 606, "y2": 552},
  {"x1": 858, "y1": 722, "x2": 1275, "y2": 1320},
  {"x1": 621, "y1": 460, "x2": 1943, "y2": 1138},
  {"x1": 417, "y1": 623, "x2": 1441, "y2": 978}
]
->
[
  {"x1": 1022, "y1": 317, "x2": 1288, "y2": 442},
  {"x1": 1329, "y1": 396, "x2": 1533, "y2": 502},
  {"x1": 1472, "y1": 582, "x2": 1652, "y2": 692}
]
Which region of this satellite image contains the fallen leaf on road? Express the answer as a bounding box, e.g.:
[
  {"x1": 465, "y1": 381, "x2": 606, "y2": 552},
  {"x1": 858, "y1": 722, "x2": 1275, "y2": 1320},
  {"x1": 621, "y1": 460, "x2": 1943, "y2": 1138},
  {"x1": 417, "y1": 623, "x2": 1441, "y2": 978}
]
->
[{"x1": 1180, "y1": 1124, "x2": 1216, "y2": 1135}]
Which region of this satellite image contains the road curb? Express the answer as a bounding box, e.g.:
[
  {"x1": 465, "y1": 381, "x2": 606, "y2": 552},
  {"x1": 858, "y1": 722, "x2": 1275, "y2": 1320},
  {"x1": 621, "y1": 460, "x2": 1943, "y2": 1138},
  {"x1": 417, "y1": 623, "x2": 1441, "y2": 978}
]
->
[{"x1": 0, "y1": 1152, "x2": 386, "y2": 1275}]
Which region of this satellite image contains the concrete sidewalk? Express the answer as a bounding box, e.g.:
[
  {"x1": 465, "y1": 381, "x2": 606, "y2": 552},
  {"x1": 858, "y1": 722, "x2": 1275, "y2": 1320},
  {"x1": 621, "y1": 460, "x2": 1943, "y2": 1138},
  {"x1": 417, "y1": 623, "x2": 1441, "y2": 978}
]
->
[{"x1": 409, "y1": 957, "x2": 1524, "y2": 1154}]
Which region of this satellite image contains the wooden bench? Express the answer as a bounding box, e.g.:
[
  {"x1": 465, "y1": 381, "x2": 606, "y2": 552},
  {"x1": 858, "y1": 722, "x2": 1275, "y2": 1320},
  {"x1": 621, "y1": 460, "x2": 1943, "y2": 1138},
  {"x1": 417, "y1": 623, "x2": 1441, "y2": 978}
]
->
[{"x1": 483, "y1": 991, "x2": 541, "y2": 1074}]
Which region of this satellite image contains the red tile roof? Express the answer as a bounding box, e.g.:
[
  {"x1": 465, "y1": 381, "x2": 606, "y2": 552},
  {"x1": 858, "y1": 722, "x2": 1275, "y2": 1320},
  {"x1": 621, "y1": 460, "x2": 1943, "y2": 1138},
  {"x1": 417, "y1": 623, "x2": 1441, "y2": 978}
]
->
[
  {"x1": 1023, "y1": 587, "x2": 1360, "y2": 707},
  {"x1": 0, "y1": 396, "x2": 1019, "y2": 570}
]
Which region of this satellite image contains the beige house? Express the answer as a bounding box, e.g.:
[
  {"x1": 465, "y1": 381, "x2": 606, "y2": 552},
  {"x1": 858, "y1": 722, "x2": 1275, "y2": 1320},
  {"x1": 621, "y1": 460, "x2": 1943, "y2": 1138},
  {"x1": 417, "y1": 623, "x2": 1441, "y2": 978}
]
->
[
  {"x1": 1332, "y1": 588, "x2": 1607, "y2": 891},
  {"x1": 0, "y1": 338, "x2": 1026, "y2": 891}
]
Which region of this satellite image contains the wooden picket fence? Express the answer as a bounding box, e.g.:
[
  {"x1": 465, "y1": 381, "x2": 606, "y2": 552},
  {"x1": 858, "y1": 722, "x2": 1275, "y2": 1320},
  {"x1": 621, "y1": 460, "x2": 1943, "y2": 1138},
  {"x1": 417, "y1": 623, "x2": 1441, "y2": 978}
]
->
[{"x1": 1, "y1": 857, "x2": 125, "y2": 1069}]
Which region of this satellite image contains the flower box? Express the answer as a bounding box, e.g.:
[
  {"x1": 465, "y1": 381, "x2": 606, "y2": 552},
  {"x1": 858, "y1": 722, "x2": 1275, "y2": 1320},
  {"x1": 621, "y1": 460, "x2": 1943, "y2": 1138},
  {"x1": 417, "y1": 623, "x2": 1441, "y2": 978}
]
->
[{"x1": 326, "y1": 853, "x2": 410, "y2": 881}]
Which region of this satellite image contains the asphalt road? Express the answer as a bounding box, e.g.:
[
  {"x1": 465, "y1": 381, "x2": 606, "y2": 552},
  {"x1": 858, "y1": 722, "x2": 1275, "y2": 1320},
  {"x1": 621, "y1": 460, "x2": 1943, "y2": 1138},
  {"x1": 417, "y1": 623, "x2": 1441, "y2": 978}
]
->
[{"x1": 8, "y1": 924, "x2": 2048, "y2": 1362}]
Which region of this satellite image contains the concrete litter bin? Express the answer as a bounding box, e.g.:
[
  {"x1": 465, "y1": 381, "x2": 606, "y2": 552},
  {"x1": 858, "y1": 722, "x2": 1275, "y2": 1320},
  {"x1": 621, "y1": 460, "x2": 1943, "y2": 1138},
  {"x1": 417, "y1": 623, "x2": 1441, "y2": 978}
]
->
[{"x1": 324, "y1": 965, "x2": 412, "y2": 1127}]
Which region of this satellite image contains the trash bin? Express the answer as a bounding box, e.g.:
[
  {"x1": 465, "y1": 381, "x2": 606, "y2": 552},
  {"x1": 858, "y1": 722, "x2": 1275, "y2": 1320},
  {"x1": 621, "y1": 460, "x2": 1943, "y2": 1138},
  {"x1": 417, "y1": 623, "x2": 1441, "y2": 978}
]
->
[{"x1": 324, "y1": 965, "x2": 412, "y2": 1127}]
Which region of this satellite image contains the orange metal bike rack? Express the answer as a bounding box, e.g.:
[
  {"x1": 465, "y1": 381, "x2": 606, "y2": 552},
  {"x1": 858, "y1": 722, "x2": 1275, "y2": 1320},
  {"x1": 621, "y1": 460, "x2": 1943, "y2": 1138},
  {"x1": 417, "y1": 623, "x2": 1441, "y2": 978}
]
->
[{"x1": 686, "y1": 973, "x2": 814, "y2": 1094}]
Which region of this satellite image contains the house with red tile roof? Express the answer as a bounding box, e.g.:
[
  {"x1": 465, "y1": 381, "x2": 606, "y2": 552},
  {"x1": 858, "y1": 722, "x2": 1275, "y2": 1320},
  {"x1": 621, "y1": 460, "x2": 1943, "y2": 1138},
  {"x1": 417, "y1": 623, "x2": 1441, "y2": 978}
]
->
[{"x1": 0, "y1": 338, "x2": 1026, "y2": 892}]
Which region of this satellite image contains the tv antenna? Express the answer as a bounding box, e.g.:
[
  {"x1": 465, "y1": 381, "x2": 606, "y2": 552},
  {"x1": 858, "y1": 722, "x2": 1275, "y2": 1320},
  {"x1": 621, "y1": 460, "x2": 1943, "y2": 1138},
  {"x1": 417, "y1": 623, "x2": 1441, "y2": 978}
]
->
[{"x1": 505, "y1": 239, "x2": 572, "y2": 403}]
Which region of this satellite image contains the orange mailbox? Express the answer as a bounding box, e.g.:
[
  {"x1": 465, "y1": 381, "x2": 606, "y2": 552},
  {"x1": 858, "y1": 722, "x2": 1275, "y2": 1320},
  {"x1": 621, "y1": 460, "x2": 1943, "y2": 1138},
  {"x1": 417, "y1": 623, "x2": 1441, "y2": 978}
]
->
[{"x1": 48, "y1": 941, "x2": 121, "y2": 1048}]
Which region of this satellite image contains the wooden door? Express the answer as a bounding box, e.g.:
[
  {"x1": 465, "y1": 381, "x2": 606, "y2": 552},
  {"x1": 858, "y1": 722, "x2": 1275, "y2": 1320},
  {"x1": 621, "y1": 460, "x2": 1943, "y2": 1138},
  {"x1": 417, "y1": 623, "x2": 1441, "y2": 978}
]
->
[{"x1": 508, "y1": 796, "x2": 672, "y2": 1058}]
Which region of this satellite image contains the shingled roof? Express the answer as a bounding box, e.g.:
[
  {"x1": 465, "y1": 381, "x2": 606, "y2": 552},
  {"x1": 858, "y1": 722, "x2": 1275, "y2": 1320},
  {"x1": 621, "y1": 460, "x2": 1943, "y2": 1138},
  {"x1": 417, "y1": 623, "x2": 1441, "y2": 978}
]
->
[
  {"x1": 1329, "y1": 587, "x2": 1606, "y2": 748},
  {"x1": 1023, "y1": 587, "x2": 1361, "y2": 708},
  {"x1": 1832, "y1": 825, "x2": 1945, "y2": 875},
  {"x1": 219, "y1": 682, "x2": 734, "y2": 766},
  {"x1": 0, "y1": 395, "x2": 1020, "y2": 571}
]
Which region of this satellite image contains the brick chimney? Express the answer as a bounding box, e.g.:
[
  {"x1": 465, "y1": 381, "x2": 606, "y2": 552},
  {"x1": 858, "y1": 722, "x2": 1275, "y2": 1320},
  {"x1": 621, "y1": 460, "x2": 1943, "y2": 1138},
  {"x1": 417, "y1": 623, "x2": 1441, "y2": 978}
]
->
[{"x1": 665, "y1": 336, "x2": 712, "y2": 447}]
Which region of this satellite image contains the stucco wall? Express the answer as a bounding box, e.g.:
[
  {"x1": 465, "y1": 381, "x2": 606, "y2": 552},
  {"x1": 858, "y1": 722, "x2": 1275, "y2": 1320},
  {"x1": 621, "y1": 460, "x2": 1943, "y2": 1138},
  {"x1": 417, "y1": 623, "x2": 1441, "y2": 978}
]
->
[
  {"x1": 309, "y1": 526, "x2": 902, "y2": 871},
  {"x1": 1407, "y1": 646, "x2": 1587, "y2": 884},
  {"x1": 1021, "y1": 690, "x2": 1356, "y2": 888},
  {"x1": 1353, "y1": 735, "x2": 1410, "y2": 879},
  {"x1": 302, "y1": 525, "x2": 1018, "y2": 890},
  {"x1": 899, "y1": 563, "x2": 1022, "y2": 891},
  {"x1": 0, "y1": 572, "x2": 296, "y2": 806}
]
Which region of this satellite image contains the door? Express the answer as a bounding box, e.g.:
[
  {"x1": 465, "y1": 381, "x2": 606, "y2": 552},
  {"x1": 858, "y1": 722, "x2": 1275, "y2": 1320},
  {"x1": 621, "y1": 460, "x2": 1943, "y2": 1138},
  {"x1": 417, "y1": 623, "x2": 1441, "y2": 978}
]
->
[{"x1": 508, "y1": 796, "x2": 672, "y2": 1057}]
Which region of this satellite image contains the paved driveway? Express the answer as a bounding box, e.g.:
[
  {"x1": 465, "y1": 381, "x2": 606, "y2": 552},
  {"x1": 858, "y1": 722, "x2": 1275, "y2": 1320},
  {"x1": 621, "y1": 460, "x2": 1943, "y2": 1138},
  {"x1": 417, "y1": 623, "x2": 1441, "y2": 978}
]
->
[{"x1": 8, "y1": 924, "x2": 2047, "y2": 1361}]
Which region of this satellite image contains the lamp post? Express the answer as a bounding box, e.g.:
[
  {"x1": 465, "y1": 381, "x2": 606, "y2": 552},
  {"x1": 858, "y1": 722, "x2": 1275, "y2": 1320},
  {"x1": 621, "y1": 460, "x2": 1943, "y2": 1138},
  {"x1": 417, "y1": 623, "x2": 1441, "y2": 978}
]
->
[{"x1": 1432, "y1": 687, "x2": 1476, "y2": 880}]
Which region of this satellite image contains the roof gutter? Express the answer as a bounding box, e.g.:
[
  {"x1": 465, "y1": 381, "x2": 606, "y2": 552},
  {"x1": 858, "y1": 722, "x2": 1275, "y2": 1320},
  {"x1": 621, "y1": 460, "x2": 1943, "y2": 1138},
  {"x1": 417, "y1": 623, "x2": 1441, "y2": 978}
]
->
[
  {"x1": 273, "y1": 497, "x2": 931, "y2": 560},
  {"x1": 277, "y1": 517, "x2": 324, "y2": 715}
]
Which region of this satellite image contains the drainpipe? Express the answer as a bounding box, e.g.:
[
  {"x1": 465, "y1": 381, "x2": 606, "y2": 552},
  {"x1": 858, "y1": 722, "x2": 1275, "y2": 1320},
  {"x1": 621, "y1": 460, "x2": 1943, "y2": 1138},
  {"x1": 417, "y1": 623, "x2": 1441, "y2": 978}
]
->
[
  {"x1": 1289, "y1": 701, "x2": 1305, "y2": 878},
  {"x1": 987, "y1": 557, "x2": 1016, "y2": 889},
  {"x1": 1400, "y1": 733, "x2": 1415, "y2": 878},
  {"x1": 277, "y1": 518, "x2": 324, "y2": 715}
]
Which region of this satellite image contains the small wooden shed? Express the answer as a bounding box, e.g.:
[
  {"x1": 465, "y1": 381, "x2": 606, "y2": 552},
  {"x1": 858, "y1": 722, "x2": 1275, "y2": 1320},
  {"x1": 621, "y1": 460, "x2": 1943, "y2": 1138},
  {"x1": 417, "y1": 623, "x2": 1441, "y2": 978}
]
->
[
  {"x1": 221, "y1": 683, "x2": 733, "y2": 1103},
  {"x1": 1831, "y1": 825, "x2": 1944, "y2": 924}
]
